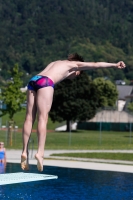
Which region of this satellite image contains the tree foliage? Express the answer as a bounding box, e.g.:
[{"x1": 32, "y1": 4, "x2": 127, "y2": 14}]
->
[
  {"x1": 50, "y1": 72, "x2": 99, "y2": 131},
  {"x1": 93, "y1": 78, "x2": 118, "y2": 107},
  {"x1": 0, "y1": 0, "x2": 133, "y2": 84},
  {"x1": 50, "y1": 74, "x2": 118, "y2": 131},
  {"x1": 0, "y1": 64, "x2": 26, "y2": 120},
  {"x1": 127, "y1": 102, "x2": 133, "y2": 113}
]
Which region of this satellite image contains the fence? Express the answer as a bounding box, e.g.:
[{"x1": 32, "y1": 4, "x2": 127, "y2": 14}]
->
[
  {"x1": 77, "y1": 108, "x2": 133, "y2": 131},
  {"x1": 0, "y1": 108, "x2": 133, "y2": 150}
]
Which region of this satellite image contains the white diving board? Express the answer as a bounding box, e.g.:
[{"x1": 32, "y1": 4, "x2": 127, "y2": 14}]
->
[{"x1": 0, "y1": 172, "x2": 58, "y2": 185}]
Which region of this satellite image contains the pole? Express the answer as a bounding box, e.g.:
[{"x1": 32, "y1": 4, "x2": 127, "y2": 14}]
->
[
  {"x1": 99, "y1": 111, "x2": 103, "y2": 145},
  {"x1": 129, "y1": 120, "x2": 132, "y2": 144},
  {"x1": 69, "y1": 121, "x2": 72, "y2": 146}
]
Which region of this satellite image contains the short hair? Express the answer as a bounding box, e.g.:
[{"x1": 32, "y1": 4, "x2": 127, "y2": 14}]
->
[{"x1": 68, "y1": 53, "x2": 84, "y2": 62}]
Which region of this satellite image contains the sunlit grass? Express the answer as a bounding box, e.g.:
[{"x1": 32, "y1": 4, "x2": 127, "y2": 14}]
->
[
  {"x1": 1, "y1": 111, "x2": 133, "y2": 161},
  {"x1": 1, "y1": 129, "x2": 133, "y2": 151},
  {"x1": 51, "y1": 152, "x2": 133, "y2": 161},
  {"x1": 1, "y1": 109, "x2": 59, "y2": 130}
]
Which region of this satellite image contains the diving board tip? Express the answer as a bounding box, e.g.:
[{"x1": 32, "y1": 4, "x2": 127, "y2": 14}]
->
[{"x1": 0, "y1": 172, "x2": 58, "y2": 185}]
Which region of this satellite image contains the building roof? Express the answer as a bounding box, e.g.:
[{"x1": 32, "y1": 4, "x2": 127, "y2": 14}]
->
[{"x1": 116, "y1": 85, "x2": 133, "y2": 100}]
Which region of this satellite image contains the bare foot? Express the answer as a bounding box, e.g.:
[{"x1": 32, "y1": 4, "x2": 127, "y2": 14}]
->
[
  {"x1": 21, "y1": 153, "x2": 29, "y2": 171},
  {"x1": 35, "y1": 153, "x2": 44, "y2": 172}
]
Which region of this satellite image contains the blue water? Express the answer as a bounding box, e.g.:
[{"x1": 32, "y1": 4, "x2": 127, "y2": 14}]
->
[{"x1": 0, "y1": 163, "x2": 133, "y2": 200}]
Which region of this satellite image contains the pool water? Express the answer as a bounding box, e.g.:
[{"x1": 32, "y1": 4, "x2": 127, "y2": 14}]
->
[{"x1": 0, "y1": 163, "x2": 133, "y2": 200}]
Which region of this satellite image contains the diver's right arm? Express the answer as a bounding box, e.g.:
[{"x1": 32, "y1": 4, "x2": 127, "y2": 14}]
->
[{"x1": 76, "y1": 61, "x2": 126, "y2": 70}]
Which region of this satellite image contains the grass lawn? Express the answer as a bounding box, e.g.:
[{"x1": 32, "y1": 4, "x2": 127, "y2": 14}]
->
[
  {"x1": 1, "y1": 129, "x2": 133, "y2": 150},
  {"x1": 1, "y1": 110, "x2": 133, "y2": 161},
  {"x1": 51, "y1": 152, "x2": 133, "y2": 161},
  {"x1": 1, "y1": 110, "x2": 59, "y2": 130}
]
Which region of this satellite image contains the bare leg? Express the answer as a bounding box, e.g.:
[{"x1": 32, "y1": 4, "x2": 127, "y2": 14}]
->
[
  {"x1": 35, "y1": 87, "x2": 54, "y2": 171},
  {"x1": 21, "y1": 90, "x2": 37, "y2": 170}
]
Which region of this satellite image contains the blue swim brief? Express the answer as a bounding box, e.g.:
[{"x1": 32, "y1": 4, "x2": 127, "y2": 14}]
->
[
  {"x1": 0, "y1": 151, "x2": 5, "y2": 160},
  {"x1": 27, "y1": 75, "x2": 54, "y2": 92}
]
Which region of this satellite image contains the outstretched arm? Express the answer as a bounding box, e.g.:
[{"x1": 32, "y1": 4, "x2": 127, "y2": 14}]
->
[{"x1": 76, "y1": 61, "x2": 126, "y2": 70}]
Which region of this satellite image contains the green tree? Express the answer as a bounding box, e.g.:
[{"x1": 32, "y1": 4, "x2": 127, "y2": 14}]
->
[
  {"x1": 127, "y1": 102, "x2": 133, "y2": 113},
  {"x1": 114, "y1": 69, "x2": 125, "y2": 80},
  {"x1": 0, "y1": 0, "x2": 133, "y2": 82},
  {"x1": 93, "y1": 78, "x2": 118, "y2": 107},
  {"x1": 0, "y1": 64, "x2": 26, "y2": 146},
  {"x1": 49, "y1": 72, "x2": 99, "y2": 131}
]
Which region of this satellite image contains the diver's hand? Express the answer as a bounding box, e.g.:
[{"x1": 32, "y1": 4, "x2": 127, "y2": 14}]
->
[{"x1": 116, "y1": 61, "x2": 126, "y2": 69}]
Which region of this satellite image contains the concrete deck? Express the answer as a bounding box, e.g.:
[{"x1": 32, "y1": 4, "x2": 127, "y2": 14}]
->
[{"x1": 6, "y1": 149, "x2": 133, "y2": 173}]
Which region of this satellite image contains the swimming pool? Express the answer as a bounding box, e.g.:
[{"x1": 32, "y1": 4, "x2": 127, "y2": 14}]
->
[{"x1": 0, "y1": 163, "x2": 133, "y2": 200}]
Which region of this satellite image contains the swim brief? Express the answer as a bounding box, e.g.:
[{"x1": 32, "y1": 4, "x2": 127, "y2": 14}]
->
[
  {"x1": 0, "y1": 151, "x2": 5, "y2": 160},
  {"x1": 27, "y1": 75, "x2": 54, "y2": 92}
]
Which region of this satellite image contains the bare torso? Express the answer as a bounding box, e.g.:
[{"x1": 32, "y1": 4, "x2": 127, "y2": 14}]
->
[
  {"x1": 37, "y1": 60, "x2": 78, "y2": 84},
  {"x1": 36, "y1": 59, "x2": 125, "y2": 84}
]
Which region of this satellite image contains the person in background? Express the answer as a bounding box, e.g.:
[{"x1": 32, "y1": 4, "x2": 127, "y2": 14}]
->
[
  {"x1": 21, "y1": 53, "x2": 126, "y2": 172},
  {"x1": 0, "y1": 142, "x2": 6, "y2": 173},
  {"x1": 0, "y1": 142, "x2": 6, "y2": 163}
]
